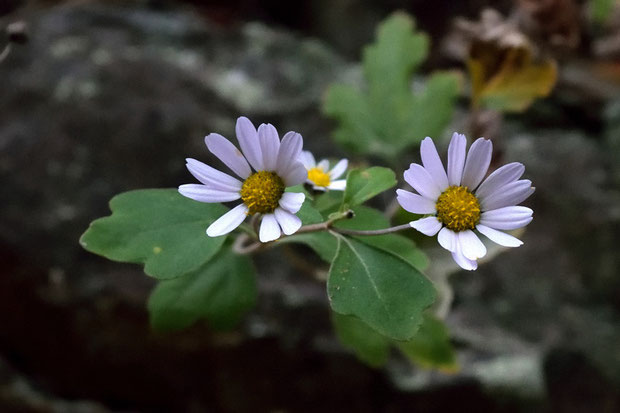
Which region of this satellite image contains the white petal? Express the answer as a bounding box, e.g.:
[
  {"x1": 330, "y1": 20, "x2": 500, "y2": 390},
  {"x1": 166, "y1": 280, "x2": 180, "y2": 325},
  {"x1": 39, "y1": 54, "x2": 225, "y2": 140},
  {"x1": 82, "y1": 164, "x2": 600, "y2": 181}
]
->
[
  {"x1": 396, "y1": 189, "x2": 436, "y2": 214},
  {"x1": 420, "y1": 137, "x2": 449, "y2": 190},
  {"x1": 185, "y1": 158, "x2": 242, "y2": 191},
  {"x1": 476, "y1": 224, "x2": 523, "y2": 247},
  {"x1": 312, "y1": 185, "x2": 327, "y2": 191},
  {"x1": 329, "y1": 159, "x2": 348, "y2": 180},
  {"x1": 404, "y1": 163, "x2": 442, "y2": 200},
  {"x1": 259, "y1": 214, "x2": 281, "y2": 242},
  {"x1": 204, "y1": 133, "x2": 251, "y2": 179},
  {"x1": 410, "y1": 217, "x2": 442, "y2": 236},
  {"x1": 480, "y1": 180, "x2": 534, "y2": 211},
  {"x1": 461, "y1": 138, "x2": 492, "y2": 190},
  {"x1": 447, "y1": 132, "x2": 467, "y2": 186},
  {"x1": 276, "y1": 131, "x2": 303, "y2": 176},
  {"x1": 437, "y1": 227, "x2": 457, "y2": 252},
  {"x1": 458, "y1": 230, "x2": 487, "y2": 260},
  {"x1": 480, "y1": 206, "x2": 533, "y2": 230},
  {"x1": 279, "y1": 192, "x2": 305, "y2": 213},
  {"x1": 235, "y1": 116, "x2": 263, "y2": 171},
  {"x1": 451, "y1": 241, "x2": 478, "y2": 271},
  {"x1": 178, "y1": 184, "x2": 240, "y2": 203},
  {"x1": 283, "y1": 162, "x2": 308, "y2": 187},
  {"x1": 206, "y1": 204, "x2": 248, "y2": 237},
  {"x1": 318, "y1": 159, "x2": 330, "y2": 171},
  {"x1": 274, "y1": 207, "x2": 302, "y2": 235},
  {"x1": 299, "y1": 151, "x2": 316, "y2": 169},
  {"x1": 327, "y1": 180, "x2": 347, "y2": 191},
  {"x1": 475, "y1": 162, "x2": 524, "y2": 200},
  {"x1": 258, "y1": 123, "x2": 280, "y2": 171}
]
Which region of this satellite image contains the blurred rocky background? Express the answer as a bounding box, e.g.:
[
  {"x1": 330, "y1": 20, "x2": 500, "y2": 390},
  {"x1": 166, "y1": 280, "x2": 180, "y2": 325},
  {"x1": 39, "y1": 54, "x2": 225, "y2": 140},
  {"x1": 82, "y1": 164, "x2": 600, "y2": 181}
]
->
[{"x1": 1, "y1": 0, "x2": 620, "y2": 412}]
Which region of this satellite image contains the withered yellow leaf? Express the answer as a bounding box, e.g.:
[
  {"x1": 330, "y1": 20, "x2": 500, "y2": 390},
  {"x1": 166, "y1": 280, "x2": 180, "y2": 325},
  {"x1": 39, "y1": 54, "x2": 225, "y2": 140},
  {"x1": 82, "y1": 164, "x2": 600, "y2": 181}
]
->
[{"x1": 468, "y1": 40, "x2": 557, "y2": 112}]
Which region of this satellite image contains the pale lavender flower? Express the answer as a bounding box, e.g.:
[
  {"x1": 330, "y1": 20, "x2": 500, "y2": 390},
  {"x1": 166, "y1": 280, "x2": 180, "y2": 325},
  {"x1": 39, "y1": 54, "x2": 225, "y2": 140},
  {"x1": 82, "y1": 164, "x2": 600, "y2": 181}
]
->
[
  {"x1": 299, "y1": 151, "x2": 348, "y2": 191},
  {"x1": 179, "y1": 116, "x2": 307, "y2": 243},
  {"x1": 397, "y1": 133, "x2": 534, "y2": 271}
]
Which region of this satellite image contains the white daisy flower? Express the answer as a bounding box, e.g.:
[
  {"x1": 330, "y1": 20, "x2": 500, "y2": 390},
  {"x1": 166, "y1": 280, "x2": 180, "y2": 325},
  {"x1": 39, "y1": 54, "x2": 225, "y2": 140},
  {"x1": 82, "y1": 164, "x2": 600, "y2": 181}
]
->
[
  {"x1": 299, "y1": 151, "x2": 348, "y2": 191},
  {"x1": 178, "y1": 116, "x2": 308, "y2": 243},
  {"x1": 397, "y1": 133, "x2": 534, "y2": 271}
]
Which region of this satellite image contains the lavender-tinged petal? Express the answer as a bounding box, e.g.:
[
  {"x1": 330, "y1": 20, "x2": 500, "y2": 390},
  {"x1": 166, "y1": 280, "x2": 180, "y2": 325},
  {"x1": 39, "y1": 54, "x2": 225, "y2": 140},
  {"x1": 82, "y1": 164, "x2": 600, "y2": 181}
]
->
[
  {"x1": 410, "y1": 217, "x2": 443, "y2": 236},
  {"x1": 458, "y1": 230, "x2": 487, "y2": 260},
  {"x1": 476, "y1": 224, "x2": 523, "y2": 247},
  {"x1": 396, "y1": 189, "x2": 436, "y2": 214},
  {"x1": 206, "y1": 204, "x2": 248, "y2": 237},
  {"x1": 283, "y1": 162, "x2": 308, "y2": 187},
  {"x1": 318, "y1": 159, "x2": 330, "y2": 171},
  {"x1": 276, "y1": 131, "x2": 303, "y2": 176},
  {"x1": 480, "y1": 180, "x2": 534, "y2": 210},
  {"x1": 461, "y1": 138, "x2": 493, "y2": 190},
  {"x1": 259, "y1": 214, "x2": 281, "y2": 242},
  {"x1": 299, "y1": 151, "x2": 316, "y2": 169},
  {"x1": 475, "y1": 162, "x2": 525, "y2": 200},
  {"x1": 204, "y1": 133, "x2": 251, "y2": 179},
  {"x1": 329, "y1": 159, "x2": 348, "y2": 180},
  {"x1": 404, "y1": 163, "x2": 442, "y2": 200},
  {"x1": 327, "y1": 180, "x2": 347, "y2": 191},
  {"x1": 278, "y1": 192, "x2": 305, "y2": 213},
  {"x1": 479, "y1": 216, "x2": 533, "y2": 231},
  {"x1": 420, "y1": 137, "x2": 449, "y2": 190},
  {"x1": 178, "y1": 184, "x2": 240, "y2": 203},
  {"x1": 438, "y1": 227, "x2": 457, "y2": 252},
  {"x1": 447, "y1": 132, "x2": 467, "y2": 186},
  {"x1": 481, "y1": 206, "x2": 533, "y2": 221},
  {"x1": 235, "y1": 116, "x2": 263, "y2": 171},
  {"x1": 274, "y1": 207, "x2": 302, "y2": 235},
  {"x1": 185, "y1": 158, "x2": 242, "y2": 191},
  {"x1": 451, "y1": 241, "x2": 478, "y2": 271},
  {"x1": 258, "y1": 123, "x2": 280, "y2": 171}
]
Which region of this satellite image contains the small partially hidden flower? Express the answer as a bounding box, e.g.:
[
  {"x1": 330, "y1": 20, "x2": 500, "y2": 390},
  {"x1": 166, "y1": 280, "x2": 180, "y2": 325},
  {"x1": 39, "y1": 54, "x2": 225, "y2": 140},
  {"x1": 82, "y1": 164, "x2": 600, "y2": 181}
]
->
[
  {"x1": 299, "y1": 151, "x2": 348, "y2": 191},
  {"x1": 179, "y1": 116, "x2": 308, "y2": 243},
  {"x1": 397, "y1": 133, "x2": 534, "y2": 271}
]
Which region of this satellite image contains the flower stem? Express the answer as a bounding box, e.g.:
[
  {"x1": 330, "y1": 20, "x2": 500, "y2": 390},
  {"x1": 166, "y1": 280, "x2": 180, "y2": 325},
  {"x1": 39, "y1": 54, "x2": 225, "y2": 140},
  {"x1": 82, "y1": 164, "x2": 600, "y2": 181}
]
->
[{"x1": 331, "y1": 223, "x2": 412, "y2": 236}]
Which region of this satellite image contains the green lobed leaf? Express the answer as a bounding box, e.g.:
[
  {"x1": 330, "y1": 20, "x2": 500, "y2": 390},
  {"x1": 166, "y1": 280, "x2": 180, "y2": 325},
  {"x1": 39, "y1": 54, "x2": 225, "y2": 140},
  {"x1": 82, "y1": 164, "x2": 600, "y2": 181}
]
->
[
  {"x1": 396, "y1": 314, "x2": 458, "y2": 371},
  {"x1": 148, "y1": 247, "x2": 256, "y2": 332},
  {"x1": 332, "y1": 312, "x2": 390, "y2": 368},
  {"x1": 324, "y1": 12, "x2": 459, "y2": 160},
  {"x1": 80, "y1": 189, "x2": 228, "y2": 279},
  {"x1": 327, "y1": 233, "x2": 435, "y2": 340},
  {"x1": 341, "y1": 167, "x2": 396, "y2": 209}
]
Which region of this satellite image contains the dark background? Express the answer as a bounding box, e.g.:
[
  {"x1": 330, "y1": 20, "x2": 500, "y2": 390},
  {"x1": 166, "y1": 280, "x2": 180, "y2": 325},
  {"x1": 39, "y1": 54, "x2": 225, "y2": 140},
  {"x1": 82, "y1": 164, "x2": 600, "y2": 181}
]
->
[{"x1": 1, "y1": 0, "x2": 619, "y2": 412}]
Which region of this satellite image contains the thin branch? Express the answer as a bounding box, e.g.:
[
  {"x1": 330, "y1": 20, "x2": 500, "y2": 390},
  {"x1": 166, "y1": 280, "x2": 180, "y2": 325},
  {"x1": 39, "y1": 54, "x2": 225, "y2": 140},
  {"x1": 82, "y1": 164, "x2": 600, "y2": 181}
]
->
[{"x1": 331, "y1": 223, "x2": 412, "y2": 236}]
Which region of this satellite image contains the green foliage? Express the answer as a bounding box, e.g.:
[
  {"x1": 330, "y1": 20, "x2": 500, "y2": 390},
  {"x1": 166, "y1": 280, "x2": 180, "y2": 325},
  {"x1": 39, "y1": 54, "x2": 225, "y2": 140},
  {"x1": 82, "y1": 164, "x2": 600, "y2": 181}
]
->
[
  {"x1": 332, "y1": 312, "x2": 390, "y2": 367},
  {"x1": 80, "y1": 189, "x2": 228, "y2": 279},
  {"x1": 280, "y1": 202, "x2": 338, "y2": 262},
  {"x1": 324, "y1": 12, "x2": 460, "y2": 161},
  {"x1": 148, "y1": 247, "x2": 256, "y2": 332},
  {"x1": 327, "y1": 233, "x2": 435, "y2": 340},
  {"x1": 332, "y1": 312, "x2": 457, "y2": 370},
  {"x1": 335, "y1": 206, "x2": 428, "y2": 271},
  {"x1": 341, "y1": 167, "x2": 396, "y2": 210},
  {"x1": 591, "y1": 0, "x2": 615, "y2": 24},
  {"x1": 396, "y1": 315, "x2": 458, "y2": 371}
]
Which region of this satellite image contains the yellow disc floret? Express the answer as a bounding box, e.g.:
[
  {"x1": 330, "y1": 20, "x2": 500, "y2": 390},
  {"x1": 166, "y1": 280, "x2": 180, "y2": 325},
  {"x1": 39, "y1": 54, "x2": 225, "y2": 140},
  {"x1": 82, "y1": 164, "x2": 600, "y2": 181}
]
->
[
  {"x1": 435, "y1": 186, "x2": 481, "y2": 232},
  {"x1": 240, "y1": 171, "x2": 285, "y2": 215},
  {"x1": 307, "y1": 167, "x2": 331, "y2": 187}
]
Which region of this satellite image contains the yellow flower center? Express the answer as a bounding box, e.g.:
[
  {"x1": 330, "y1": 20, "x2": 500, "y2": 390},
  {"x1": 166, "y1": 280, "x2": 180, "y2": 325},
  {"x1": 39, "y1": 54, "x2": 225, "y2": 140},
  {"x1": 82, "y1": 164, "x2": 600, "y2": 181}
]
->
[
  {"x1": 240, "y1": 171, "x2": 285, "y2": 215},
  {"x1": 435, "y1": 186, "x2": 481, "y2": 232},
  {"x1": 307, "y1": 167, "x2": 331, "y2": 187}
]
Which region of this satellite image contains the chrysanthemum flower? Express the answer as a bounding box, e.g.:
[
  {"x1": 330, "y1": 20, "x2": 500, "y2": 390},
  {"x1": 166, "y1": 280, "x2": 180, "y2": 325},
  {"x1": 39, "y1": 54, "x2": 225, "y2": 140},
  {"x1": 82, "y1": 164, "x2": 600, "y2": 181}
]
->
[
  {"x1": 299, "y1": 151, "x2": 348, "y2": 191},
  {"x1": 179, "y1": 116, "x2": 308, "y2": 243},
  {"x1": 397, "y1": 133, "x2": 534, "y2": 271}
]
